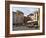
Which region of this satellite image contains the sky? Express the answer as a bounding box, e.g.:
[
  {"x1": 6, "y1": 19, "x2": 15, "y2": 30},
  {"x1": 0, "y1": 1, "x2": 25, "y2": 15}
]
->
[{"x1": 12, "y1": 7, "x2": 39, "y2": 16}]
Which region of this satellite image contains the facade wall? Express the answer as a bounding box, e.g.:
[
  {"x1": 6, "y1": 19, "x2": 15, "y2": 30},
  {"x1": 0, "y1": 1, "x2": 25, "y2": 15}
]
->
[{"x1": 13, "y1": 13, "x2": 24, "y2": 24}]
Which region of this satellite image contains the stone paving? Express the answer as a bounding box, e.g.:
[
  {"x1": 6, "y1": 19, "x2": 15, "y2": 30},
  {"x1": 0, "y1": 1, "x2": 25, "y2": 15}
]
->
[{"x1": 13, "y1": 24, "x2": 39, "y2": 31}]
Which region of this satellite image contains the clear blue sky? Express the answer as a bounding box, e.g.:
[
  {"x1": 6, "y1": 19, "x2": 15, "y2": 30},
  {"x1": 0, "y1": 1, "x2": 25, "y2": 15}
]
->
[{"x1": 12, "y1": 7, "x2": 38, "y2": 16}]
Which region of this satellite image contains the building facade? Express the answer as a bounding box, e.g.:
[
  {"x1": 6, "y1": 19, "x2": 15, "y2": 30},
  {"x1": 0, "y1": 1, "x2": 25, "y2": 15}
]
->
[{"x1": 13, "y1": 10, "x2": 24, "y2": 25}]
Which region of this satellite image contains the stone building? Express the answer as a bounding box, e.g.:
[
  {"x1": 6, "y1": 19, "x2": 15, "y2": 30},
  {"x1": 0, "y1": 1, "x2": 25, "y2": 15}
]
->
[
  {"x1": 28, "y1": 11, "x2": 38, "y2": 21},
  {"x1": 13, "y1": 10, "x2": 24, "y2": 25}
]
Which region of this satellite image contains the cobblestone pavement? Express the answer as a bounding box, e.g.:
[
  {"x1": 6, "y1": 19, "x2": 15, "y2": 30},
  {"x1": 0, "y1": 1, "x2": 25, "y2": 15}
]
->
[{"x1": 13, "y1": 24, "x2": 39, "y2": 31}]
